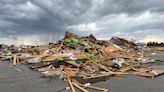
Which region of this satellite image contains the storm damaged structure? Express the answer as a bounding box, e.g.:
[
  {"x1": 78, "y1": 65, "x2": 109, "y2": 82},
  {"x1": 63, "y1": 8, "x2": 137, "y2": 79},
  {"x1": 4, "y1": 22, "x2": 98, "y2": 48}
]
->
[{"x1": 0, "y1": 32, "x2": 164, "y2": 92}]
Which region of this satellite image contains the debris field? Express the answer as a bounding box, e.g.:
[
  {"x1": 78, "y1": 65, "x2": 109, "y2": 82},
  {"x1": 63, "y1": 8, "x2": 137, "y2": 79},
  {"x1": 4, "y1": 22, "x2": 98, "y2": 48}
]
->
[{"x1": 0, "y1": 32, "x2": 164, "y2": 92}]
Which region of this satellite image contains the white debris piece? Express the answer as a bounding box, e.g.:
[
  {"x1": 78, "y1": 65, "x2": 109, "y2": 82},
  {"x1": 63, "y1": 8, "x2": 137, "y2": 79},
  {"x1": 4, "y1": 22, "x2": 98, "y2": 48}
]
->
[
  {"x1": 151, "y1": 53, "x2": 156, "y2": 55},
  {"x1": 112, "y1": 58, "x2": 125, "y2": 68},
  {"x1": 65, "y1": 87, "x2": 70, "y2": 90},
  {"x1": 69, "y1": 55, "x2": 77, "y2": 60},
  {"x1": 21, "y1": 53, "x2": 31, "y2": 57},
  {"x1": 6, "y1": 52, "x2": 12, "y2": 56},
  {"x1": 43, "y1": 50, "x2": 49, "y2": 55},
  {"x1": 27, "y1": 58, "x2": 41, "y2": 64},
  {"x1": 15, "y1": 68, "x2": 22, "y2": 72},
  {"x1": 84, "y1": 83, "x2": 91, "y2": 86},
  {"x1": 42, "y1": 71, "x2": 48, "y2": 75}
]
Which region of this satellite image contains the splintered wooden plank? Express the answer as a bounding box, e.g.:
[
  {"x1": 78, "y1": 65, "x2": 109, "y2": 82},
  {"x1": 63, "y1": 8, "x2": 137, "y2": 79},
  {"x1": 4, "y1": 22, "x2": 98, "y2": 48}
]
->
[
  {"x1": 133, "y1": 71, "x2": 155, "y2": 78},
  {"x1": 153, "y1": 69, "x2": 164, "y2": 75},
  {"x1": 64, "y1": 70, "x2": 76, "y2": 76},
  {"x1": 67, "y1": 77, "x2": 76, "y2": 92},
  {"x1": 74, "y1": 54, "x2": 86, "y2": 59},
  {"x1": 0, "y1": 56, "x2": 12, "y2": 61},
  {"x1": 78, "y1": 83, "x2": 109, "y2": 92},
  {"x1": 94, "y1": 62, "x2": 112, "y2": 72},
  {"x1": 83, "y1": 72, "x2": 128, "y2": 79},
  {"x1": 72, "y1": 82, "x2": 89, "y2": 92},
  {"x1": 133, "y1": 69, "x2": 164, "y2": 78},
  {"x1": 64, "y1": 61, "x2": 80, "y2": 67},
  {"x1": 41, "y1": 56, "x2": 66, "y2": 62},
  {"x1": 13, "y1": 55, "x2": 17, "y2": 66},
  {"x1": 28, "y1": 60, "x2": 61, "y2": 69}
]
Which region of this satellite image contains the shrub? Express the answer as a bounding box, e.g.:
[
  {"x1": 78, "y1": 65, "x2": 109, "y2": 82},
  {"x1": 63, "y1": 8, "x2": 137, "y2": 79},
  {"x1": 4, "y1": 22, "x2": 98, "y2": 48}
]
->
[
  {"x1": 85, "y1": 53, "x2": 100, "y2": 63},
  {"x1": 64, "y1": 37, "x2": 80, "y2": 45}
]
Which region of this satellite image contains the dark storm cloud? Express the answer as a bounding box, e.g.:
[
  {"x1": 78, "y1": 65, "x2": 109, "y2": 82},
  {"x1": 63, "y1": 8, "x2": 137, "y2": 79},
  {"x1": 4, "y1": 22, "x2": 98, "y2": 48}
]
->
[
  {"x1": 132, "y1": 21, "x2": 164, "y2": 31},
  {"x1": 0, "y1": 0, "x2": 93, "y2": 35},
  {"x1": 96, "y1": 0, "x2": 164, "y2": 16},
  {"x1": 30, "y1": 0, "x2": 93, "y2": 25},
  {"x1": 0, "y1": 0, "x2": 164, "y2": 45}
]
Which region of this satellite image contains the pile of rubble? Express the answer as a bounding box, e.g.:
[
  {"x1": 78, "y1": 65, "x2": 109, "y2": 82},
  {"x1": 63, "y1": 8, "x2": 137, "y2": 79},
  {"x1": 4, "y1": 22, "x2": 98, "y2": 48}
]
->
[{"x1": 0, "y1": 32, "x2": 164, "y2": 92}]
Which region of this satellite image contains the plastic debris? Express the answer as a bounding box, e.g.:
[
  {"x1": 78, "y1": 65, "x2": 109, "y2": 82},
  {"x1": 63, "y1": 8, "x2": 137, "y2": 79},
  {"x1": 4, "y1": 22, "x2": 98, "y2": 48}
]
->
[{"x1": 112, "y1": 58, "x2": 125, "y2": 68}]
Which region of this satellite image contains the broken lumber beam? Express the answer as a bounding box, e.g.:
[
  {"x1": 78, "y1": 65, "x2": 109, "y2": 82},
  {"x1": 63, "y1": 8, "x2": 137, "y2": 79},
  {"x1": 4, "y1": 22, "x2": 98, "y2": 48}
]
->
[
  {"x1": 93, "y1": 62, "x2": 112, "y2": 72},
  {"x1": 79, "y1": 83, "x2": 109, "y2": 92},
  {"x1": 83, "y1": 72, "x2": 128, "y2": 79},
  {"x1": 72, "y1": 82, "x2": 89, "y2": 92},
  {"x1": 67, "y1": 77, "x2": 76, "y2": 92},
  {"x1": 13, "y1": 55, "x2": 17, "y2": 66}
]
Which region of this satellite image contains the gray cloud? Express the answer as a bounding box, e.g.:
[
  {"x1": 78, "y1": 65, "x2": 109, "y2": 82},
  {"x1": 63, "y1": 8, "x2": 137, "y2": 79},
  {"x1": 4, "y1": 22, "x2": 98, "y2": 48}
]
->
[
  {"x1": 133, "y1": 21, "x2": 164, "y2": 31},
  {"x1": 0, "y1": 0, "x2": 164, "y2": 45},
  {"x1": 96, "y1": 0, "x2": 164, "y2": 16}
]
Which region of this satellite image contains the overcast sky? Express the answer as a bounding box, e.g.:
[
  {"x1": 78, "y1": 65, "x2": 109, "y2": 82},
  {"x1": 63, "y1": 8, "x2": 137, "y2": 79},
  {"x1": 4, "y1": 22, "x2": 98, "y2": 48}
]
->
[{"x1": 0, "y1": 0, "x2": 164, "y2": 45}]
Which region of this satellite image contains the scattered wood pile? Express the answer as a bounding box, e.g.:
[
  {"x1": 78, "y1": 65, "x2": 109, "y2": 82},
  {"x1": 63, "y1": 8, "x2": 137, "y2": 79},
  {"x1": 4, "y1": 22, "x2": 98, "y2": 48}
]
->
[{"x1": 0, "y1": 31, "x2": 164, "y2": 92}]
